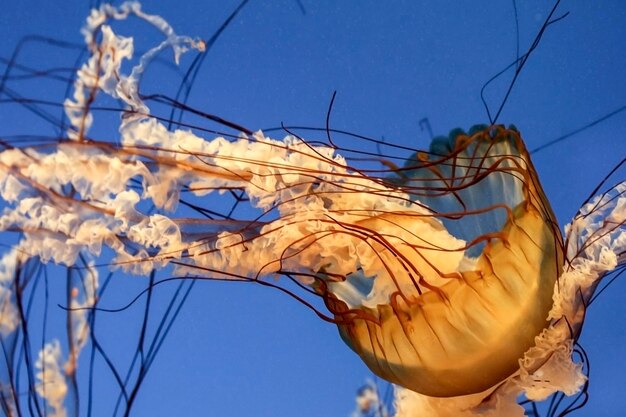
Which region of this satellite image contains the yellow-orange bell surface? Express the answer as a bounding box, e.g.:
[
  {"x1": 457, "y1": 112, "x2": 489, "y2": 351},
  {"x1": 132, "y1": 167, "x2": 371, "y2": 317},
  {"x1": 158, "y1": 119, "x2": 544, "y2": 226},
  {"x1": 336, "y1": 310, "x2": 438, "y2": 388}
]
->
[{"x1": 330, "y1": 126, "x2": 564, "y2": 397}]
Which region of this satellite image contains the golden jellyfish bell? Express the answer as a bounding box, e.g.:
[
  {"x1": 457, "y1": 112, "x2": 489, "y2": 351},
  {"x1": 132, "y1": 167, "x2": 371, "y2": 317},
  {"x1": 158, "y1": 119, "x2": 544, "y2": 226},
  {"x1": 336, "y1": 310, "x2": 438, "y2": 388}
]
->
[{"x1": 323, "y1": 125, "x2": 564, "y2": 397}]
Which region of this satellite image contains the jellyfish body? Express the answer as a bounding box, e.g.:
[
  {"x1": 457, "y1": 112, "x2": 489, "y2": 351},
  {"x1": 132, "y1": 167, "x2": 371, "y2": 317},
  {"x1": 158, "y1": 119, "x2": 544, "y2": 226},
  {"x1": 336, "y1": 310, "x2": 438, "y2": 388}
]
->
[{"x1": 325, "y1": 126, "x2": 563, "y2": 397}]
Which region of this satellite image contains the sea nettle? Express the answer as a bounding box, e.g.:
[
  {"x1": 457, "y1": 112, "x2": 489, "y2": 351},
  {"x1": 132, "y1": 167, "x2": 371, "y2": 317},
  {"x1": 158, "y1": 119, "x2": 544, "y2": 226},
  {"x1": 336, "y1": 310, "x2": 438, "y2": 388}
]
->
[{"x1": 0, "y1": 3, "x2": 623, "y2": 417}]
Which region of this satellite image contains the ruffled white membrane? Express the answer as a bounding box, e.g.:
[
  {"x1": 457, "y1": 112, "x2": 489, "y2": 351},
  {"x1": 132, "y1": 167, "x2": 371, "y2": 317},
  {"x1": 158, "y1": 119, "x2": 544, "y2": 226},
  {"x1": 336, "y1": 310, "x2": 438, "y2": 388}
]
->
[{"x1": 0, "y1": 3, "x2": 623, "y2": 416}]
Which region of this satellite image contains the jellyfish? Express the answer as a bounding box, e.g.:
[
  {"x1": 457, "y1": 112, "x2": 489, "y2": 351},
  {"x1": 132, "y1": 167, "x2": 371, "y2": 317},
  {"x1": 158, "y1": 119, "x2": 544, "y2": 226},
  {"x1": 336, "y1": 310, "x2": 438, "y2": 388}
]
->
[
  {"x1": 329, "y1": 124, "x2": 564, "y2": 396},
  {"x1": 0, "y1": 2, "x2": 624, "y2": 417}
]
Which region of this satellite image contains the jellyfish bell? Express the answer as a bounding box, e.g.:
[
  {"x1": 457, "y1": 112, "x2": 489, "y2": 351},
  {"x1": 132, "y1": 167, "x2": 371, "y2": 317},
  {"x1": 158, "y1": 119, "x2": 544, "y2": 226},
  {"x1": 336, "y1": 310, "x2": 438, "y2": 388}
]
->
[{"x1": 320, "y1": 125, "x2": 564, "y2": 397}]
